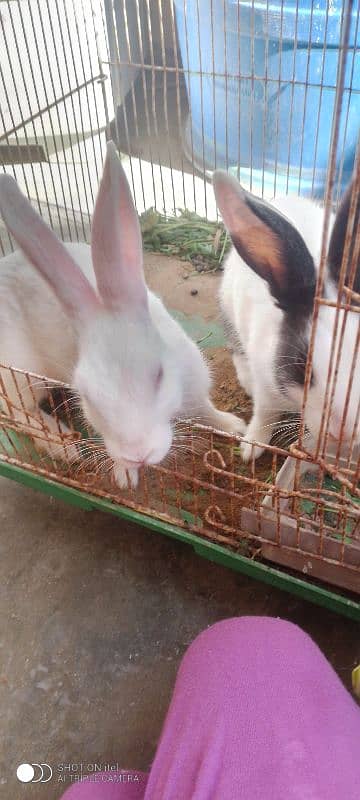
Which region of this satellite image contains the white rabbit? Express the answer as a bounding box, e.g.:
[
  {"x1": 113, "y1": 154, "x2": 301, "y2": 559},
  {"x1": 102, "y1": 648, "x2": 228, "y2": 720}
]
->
[
  {"x1": 0, "y1": 142, "x2": 245, "y2": 488},
  {"x1": 213, "y1": 171, "x2": 360, "y2": 463}
]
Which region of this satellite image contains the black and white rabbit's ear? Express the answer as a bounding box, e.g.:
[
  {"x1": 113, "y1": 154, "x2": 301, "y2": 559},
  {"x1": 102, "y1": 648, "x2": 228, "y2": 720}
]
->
[
  {"x1": 91, "y1": 140, "x2": 148, "y2": 312},
  {"x1": 213, "y1": 170, "x2": 316, "y2": 311},
  {"x1": 327, "y1": 180, "x2": 360, "y2": 294},
  {"x1": 0, "y1": 174, "x2": 100, "y2": 320}
]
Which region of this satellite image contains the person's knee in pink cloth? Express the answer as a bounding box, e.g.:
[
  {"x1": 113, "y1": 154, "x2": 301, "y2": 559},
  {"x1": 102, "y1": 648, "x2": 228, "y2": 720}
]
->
[
  {"x1": 60, "y1": 770, "x2": 148, "y2": 800},
  {"x1": 61, "y1": 617, "x2": 360, "y2": 800},
  {"x1": 144, "y1": 617, "x2": 360, "y2": 800}
]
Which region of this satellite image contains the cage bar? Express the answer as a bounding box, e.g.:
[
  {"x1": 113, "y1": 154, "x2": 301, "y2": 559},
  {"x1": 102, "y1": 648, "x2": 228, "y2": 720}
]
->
[{"x1": 0, "y1": 0, "x2": 359, "y2": 612}]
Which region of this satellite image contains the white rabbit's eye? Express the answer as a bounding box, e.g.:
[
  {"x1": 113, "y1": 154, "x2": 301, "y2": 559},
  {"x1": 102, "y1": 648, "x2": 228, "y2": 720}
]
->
[{"x1": 155, "y1": 366, "x2": 164, "y2": 388}]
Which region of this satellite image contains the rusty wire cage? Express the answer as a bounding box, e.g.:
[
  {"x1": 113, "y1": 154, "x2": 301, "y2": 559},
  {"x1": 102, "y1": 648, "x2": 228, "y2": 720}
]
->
[{"x1": 0, "y1": 0, "x2": 359, "y2": 618}]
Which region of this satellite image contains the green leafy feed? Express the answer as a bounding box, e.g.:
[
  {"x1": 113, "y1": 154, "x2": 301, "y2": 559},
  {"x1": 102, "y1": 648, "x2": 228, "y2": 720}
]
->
[{"x1": 140, "y1": 208, "x2": 230, "y2": 272}]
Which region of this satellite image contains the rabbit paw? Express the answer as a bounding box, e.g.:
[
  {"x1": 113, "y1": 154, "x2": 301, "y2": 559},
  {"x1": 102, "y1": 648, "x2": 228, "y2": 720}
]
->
[
  {"x1": 57, "y1": 423, "x2": 82, "y2": 464},
  {"x1": 30, "y1": 416, "x2": 81, "y2": 465},
  {"x1": 240, "y1": 413, "x2": 272, "y2": 462},
  {"x1": 240, "y1": 440, "x2": 264, "y2": 463},
  {"x1": 220, "y1": 411, "x2": 247, "y2": 435},
  {"x1": 207, "y1": 406, "x2": 246, "y2": 435},
  {"x1": 113, "y1": 463, "x2": 139, "y2": 490}
]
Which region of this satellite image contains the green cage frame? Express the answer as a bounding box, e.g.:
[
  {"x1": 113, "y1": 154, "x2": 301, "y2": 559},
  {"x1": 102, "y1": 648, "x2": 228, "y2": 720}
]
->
[{"x1": 1, "y1": 458, "x2": 359, "y2": 622}]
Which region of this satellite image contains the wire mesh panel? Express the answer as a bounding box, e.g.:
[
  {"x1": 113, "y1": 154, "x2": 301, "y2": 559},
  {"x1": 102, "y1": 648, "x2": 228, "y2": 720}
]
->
[
  {"x1": 0, "y1": 0, "x2": 359, "y2": 601},
  {"x1": 1, "y1": 1, "x2": 359, "y2": 222},
  {"x1": 0, "y1": 0, "x2": 113, "y2": 252},
  {"x1": 103, "y1": 0, "x2": 360, "y2": 213},
  {"x1": 0, "y1": 364, "x2": 359, "y2": 593}
]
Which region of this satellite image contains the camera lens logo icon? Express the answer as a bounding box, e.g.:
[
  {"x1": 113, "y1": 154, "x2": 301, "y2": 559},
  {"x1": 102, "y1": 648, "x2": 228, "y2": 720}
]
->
[{"x1": 17, "y1": 763, "x2": 52, "y2": 783}]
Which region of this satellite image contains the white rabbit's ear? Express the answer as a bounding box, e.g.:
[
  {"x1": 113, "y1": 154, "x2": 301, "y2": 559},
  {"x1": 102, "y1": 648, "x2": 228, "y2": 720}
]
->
[
  {"x1": 91, "y1": 141, "x2": 147, "y2": 311},
  {"x1": 0, "y1": 174, "x2": 100, "y2": 320},
  {"x1": 213, "y1": 170, "x2": 316, "y2": 312}
]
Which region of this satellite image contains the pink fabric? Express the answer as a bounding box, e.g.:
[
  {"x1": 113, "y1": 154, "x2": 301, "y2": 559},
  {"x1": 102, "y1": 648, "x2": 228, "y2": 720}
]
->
[
  {"x1": 59, "y1": 771, "x2": 147, "y2": 799},
  {"x1": 61, "y1": 617, "x2": 360, "y2": 800}
]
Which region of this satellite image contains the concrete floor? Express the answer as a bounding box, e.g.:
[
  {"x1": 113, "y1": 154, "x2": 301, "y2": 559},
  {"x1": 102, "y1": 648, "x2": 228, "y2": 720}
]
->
[
  {"x1": 0, "y1": 254, "x2": 359, "y2": 799},
  {"x1": 1, "y1": 476, "x2": 359, "y2": 800}
]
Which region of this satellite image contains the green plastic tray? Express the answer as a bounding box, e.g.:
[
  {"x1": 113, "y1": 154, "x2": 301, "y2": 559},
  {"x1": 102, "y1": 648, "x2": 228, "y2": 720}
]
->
[{"x1": 0, "y1": 457, "x2": 359, "y2": 622}]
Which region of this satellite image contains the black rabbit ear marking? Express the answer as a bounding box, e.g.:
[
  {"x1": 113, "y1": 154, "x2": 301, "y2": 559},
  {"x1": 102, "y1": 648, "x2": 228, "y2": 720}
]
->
[
  {"x1": 277, "y1": 319, "x2": 314, "y2": 390},
  {"x1": 213, "y1": 171, "x2": 316, "y2": 313},
  {"x1": 327, "y1": 181, "x2": 360, "y2": 295}
]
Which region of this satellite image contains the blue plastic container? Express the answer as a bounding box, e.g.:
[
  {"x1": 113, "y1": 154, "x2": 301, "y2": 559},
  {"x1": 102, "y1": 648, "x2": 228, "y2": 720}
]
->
[{"x1": 174, "y1": 0, "x2": 360, "y2": 195}]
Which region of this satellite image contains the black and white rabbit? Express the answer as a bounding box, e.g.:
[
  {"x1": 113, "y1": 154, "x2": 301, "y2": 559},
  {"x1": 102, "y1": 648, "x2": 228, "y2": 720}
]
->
[
  {"x1": 213, "y1": 171, "x2": 360, "y2": 462},
  {"x1": 0, "y1": 143, "x2": 245, "y2": 488}
]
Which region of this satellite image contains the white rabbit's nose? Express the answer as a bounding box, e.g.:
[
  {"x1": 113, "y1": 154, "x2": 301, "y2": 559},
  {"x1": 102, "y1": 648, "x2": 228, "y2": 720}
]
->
[
  {"x1": 121, "y1": 457, "x2": 144, "y2": 468},
  {"x1": 122, "y1": 449, "x2": 152, "y2": 467}
]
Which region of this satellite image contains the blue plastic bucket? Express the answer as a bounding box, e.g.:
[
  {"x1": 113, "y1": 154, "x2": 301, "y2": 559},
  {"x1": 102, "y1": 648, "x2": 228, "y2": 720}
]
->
[{"x1": 174, "y1": 0, "x2": 360, "y2": 195}]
